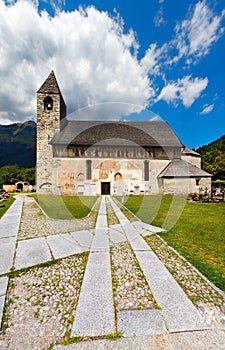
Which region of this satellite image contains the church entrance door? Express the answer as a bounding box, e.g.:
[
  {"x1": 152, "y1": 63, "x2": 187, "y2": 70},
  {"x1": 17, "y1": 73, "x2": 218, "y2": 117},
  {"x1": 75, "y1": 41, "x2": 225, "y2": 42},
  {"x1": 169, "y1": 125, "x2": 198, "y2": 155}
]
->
[{"x1": 101, "y1": 182, "x2": 110, "y2": 195}]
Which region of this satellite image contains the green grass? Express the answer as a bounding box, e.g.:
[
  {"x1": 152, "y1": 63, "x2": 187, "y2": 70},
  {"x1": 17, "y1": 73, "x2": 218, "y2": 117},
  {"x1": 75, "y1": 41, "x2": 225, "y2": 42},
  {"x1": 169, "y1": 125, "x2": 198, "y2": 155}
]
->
[
  {"x1": 0, "y1": 194, "x2": 15, "y2": 218},
  {"x1": 121, "y1": 195, "x2": 225, "y2": 292},
  {"x1": 33, "y1": 195, "x2": 97, "y2": 219}
]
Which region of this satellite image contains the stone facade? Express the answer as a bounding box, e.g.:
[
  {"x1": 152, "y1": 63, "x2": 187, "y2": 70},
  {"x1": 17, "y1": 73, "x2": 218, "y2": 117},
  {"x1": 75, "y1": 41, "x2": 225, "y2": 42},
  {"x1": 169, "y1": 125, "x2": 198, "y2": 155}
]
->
[
  {"x1": 36, "y1": 71, "x2": 212, "y2": 196},
  {"x1": 36, "y1": 71, "x2": 66, "y2": 193}
]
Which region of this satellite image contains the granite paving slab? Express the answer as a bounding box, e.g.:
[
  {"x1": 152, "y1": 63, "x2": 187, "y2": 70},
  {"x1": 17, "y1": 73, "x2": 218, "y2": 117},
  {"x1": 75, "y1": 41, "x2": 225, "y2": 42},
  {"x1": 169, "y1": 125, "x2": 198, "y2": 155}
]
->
[
  {"x1": 132, "y1": 221, "x2": 165, "y2": 235},
  {"x1": 0, "y1": 222, "x2": 20, "y2": 239},
  {"x1": 0, "y1": 295, "x2": 6, "y2": 328},
  {"x1": 90, "y1": 229, "x2": 110, "y2": 252},
  {"x1": 0, "y1": 277, "x2": 8, "y2": 296},
  {"x1": 14, "y1": 237, "x2": 52, "y2": 270},
  {"x1": 53, "y1": 335, "x2": 158, "y2": 350},
  {"x1": 95, "y1": 214, "x2": 107, "y2": 228},
  {"x1": 135, "y1": 250, "x2": 210, "y2": 332},
  {"x1": 117, "y1": 309, "x2": 167, "y2": 337},
  {"x1": 109, "y1": 223, "x2": 124, "y2": 231},
  {"x1": 168, "y1": 330, "x2": 225, "y2": 350},
  {"x1": 0, "y1": 237, "x2": 17, "y2": 275},
  {"x1": 98, "y1": 198, "x2": 107, "y2": 215},
  {"x1": 3, "y1": 197, "x2": 23, "y2": 215},
  {"x1": 70, "y1": 230, "x2": 93, "y2": 250},
  {"x1": 71, "y1": 251, "x2": 115, "y2": 337},
  {"x1": 72, "y1": 197, "x2": 114, "y2": 337},
  {"x1": 108, "y1": 197, "x2": 209, "y2": 333},
  {"x1": 47, "y1": 234, "x2": 85, "y2": 260},
  {"x1": 109, "y1": 226, "x2": 127, "y2": 244},
  {"x1": 54, "y1": 330, "x2": 225, "y2": 350}
]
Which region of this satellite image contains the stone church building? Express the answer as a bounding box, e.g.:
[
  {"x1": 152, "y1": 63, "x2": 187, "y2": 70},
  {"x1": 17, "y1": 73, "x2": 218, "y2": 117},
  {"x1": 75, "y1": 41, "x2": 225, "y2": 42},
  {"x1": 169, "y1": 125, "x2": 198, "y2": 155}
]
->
[{"x1": 36, "y1": 71, "x2": 211, "y2": 196}]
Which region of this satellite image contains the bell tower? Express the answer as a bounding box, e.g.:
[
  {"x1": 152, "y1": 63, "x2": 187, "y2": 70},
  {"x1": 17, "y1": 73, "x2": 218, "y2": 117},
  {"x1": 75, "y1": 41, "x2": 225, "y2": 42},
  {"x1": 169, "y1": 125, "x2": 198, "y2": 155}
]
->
[{"x1": 36, "y1": 70, "x2": 67, "y2": 193}]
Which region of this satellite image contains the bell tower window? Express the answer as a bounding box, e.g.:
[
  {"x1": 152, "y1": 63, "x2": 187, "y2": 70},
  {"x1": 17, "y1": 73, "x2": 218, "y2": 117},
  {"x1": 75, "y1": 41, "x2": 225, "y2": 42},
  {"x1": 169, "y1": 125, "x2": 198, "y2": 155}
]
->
[{"x1": 44, "y1": 96, "x2": 53, "y2": 111}]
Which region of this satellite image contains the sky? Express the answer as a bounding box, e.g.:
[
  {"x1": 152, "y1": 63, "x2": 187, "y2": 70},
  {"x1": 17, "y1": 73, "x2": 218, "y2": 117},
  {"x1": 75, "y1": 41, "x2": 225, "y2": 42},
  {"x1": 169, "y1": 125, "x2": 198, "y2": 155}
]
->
[{"x1": 0, "y1": 0, "x2": 225, "y2": 148}]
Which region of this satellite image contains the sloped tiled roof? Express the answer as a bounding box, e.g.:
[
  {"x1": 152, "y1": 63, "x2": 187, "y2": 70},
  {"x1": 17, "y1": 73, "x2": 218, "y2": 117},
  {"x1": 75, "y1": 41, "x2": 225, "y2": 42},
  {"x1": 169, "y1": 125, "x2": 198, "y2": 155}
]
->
[
  {"x1": 50, "y1": 121, "x2": 183, "y2": 148},
  {"x1": 182, "y1": 146, "x2": 200, "y2": 157},
  {"x1": 37, "y1": 70, "x2": 63, "y2": 95},
  {"x1": 158, "y1": 159, "x2": 212, "y2": 178}
]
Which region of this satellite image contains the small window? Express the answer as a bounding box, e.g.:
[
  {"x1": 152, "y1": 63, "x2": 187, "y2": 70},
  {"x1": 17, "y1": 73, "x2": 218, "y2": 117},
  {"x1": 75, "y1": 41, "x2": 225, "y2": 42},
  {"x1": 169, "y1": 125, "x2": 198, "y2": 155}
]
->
[
  {"x1": 77, "y1": 173, "x2": 84, "y2": 182},
  {"x1": 144, "y1": 160, "x2": 149, "y2": 181},
  {"x1": 86, "y1": 160, "x2": 92, "y2": 180},
  {"x1": 196, "y1": 179, "x2": 200, "y2": 186},
  {"x1": 44, "y1": 96, "x2": 53, "y2": 111}
]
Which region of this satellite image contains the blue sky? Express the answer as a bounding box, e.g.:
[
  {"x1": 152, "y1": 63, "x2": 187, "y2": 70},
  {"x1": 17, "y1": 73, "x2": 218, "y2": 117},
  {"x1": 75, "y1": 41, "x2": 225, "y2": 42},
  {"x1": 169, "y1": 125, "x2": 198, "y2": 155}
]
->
[{"x1": 0, "y1": 0, "x2": 225, "y2": 148}]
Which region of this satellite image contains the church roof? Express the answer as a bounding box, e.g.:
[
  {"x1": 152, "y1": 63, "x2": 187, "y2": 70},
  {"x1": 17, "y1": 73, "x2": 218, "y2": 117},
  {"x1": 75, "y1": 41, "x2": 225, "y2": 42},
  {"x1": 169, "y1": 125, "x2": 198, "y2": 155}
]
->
[
  {"x1": 158, "y1": 159, "x2": 212, "y2": 178},
  {"x1": 37, "y1": 70, "x2": 63, "y2": 95},
  {"x1": 50, "y1": 120, "x2": 183, "y2": 148},
  {"x1": 182, "y1": 146, "x2": 200, "y2": 157}
]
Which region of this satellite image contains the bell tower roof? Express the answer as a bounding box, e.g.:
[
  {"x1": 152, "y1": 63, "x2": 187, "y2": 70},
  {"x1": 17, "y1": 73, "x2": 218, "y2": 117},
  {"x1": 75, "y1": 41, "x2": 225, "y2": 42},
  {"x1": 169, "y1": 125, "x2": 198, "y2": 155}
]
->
[{"x1": 37, "y1": 70, "x2": 62, "y2": 95}]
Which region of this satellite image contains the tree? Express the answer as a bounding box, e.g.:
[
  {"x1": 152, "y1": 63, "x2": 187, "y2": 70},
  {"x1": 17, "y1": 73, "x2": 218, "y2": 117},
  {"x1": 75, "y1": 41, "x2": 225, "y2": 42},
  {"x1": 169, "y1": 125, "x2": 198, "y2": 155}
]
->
[
  {"x1": 0, "y1": 165, "x2": 22, "y2": 185},
  {"x1": 0, "y1": 165, "x2": 36, "y2": 185},
  {"x1": 21, "y1": 167, "x2": 36, "y2": 185}
]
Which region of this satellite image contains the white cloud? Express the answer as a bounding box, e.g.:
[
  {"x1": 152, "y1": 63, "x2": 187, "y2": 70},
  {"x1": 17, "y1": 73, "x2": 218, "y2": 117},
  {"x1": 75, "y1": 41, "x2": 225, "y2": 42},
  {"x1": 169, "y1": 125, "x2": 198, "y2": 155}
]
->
[
  {"x1": 0, "y1": 1, "x2": 223, "y2": 124},
  {"x1": 200, "y1": 104, "x2": 214, "y2": 115},
  {"x1": 0, "y1": 1, "x2": 154, "y2": 123},
  {"x1": 140, "y1": 43, "x2": 164, "y2": 75},
  {"x1": 149, "y1": 114, "x2": 163, "y2": 122},
  {"x1": 174, "y1": 1, "x2": 225, "y2": 63},
  {"x1": 154, "y1": 6, "x2": 165, "y2": 27},
  {"x1": 158, "y1": 76, "x2": 208, "y2": 107}
]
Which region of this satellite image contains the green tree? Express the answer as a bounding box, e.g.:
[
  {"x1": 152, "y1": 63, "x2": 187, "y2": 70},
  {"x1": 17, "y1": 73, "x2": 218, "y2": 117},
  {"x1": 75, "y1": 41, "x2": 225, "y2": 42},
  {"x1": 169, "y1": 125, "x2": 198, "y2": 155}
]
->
[
  {"x1": 0, "y1": 165, "x2": 22, "y2": 185},
  {"x1": 21, "y1": 167, "x2": 36, "y2": 184},
  {"x1": 0, "y1": 165, "x2": 36, "y2": 185}
]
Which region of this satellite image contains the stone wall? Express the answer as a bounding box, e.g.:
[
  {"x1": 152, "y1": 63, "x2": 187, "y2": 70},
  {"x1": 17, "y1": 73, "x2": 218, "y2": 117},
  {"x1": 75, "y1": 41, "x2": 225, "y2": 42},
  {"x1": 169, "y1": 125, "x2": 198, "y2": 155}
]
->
[
  {"x1": 181, "y1": 154, "x2": 201, "y2": 168},
  {"x1": 48, "y1": 157, "x2": 173, "y2": 196},
  {"x1": 36, "y1": 92, "x2": 66, "y2": 194},
  {"x1": 162, "y1": 177, "x2": 211, "y2": 195}
]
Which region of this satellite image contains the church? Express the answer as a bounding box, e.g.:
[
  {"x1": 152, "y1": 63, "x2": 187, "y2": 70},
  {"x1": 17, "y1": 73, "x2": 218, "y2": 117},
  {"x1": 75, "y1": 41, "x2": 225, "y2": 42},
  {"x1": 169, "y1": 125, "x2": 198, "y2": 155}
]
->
[{"x1": 36, "y1": 71, "x2": 211, "y2": 196}]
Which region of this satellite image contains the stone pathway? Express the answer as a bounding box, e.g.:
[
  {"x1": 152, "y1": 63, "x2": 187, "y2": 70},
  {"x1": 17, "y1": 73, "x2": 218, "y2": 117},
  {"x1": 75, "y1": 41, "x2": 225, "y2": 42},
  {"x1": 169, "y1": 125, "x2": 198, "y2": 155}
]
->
[
  {"x1": 108, "y1": 197, "x2": 209, "y2": 333},
  {"x1": 71, "y1": 197, "x2": 115, "y2": 337},
  {"x1": 0, "y1": 196, "x2": 23, "y2": 327},
  {"x1": 0, "y1": 195, "x2": 225, "y2": 349}
]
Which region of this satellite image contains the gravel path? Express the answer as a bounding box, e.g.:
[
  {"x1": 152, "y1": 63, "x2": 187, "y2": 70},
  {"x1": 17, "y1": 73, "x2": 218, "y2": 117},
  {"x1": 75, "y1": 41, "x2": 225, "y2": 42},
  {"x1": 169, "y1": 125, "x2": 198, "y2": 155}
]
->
[
  {"x1": 144, "y1": 234, "x2": 225, "y2": 329},
  {"x1": 0, "y1": 254, "x2": 88, "y2": 350},
  {"x1": 111, "y1": 242, "x2": 157, "y2": 311},
  {"x1": 1, "y1": 196, "x2": 225, "y2": 349},
  {"x1": 18, "y1": 196, "x2": 99, "y2": 240}
]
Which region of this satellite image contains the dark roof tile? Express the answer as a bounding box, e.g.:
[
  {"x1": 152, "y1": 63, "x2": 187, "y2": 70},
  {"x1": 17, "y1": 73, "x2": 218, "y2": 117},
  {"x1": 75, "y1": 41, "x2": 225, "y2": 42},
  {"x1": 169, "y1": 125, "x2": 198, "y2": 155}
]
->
[
  {"x1": 50, "y1": 121, "x2": 183, "y2": 148},
  {"x1": 158, "y1": 159, "x2": 212, "y2": 178}
]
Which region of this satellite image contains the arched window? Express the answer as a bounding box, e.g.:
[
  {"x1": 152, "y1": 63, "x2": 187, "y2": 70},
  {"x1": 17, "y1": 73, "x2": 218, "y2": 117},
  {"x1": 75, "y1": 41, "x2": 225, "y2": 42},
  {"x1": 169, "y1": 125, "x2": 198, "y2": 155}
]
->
[
  {"x1": 114, "y1": 172, "x2": 122, "y2": 181},
  {"x1": 44, "y1": 96, "x2": 53, "y2": 111}
]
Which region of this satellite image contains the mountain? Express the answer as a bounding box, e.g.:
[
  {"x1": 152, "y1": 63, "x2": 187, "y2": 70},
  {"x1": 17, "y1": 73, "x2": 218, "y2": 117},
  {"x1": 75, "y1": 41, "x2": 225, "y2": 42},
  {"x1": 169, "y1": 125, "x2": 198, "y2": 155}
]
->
[
  {"x1": 0, "y1": 120, "x2": 224, "y2": 180},
  {"x1": 196, "y1": 135, "x2": 225, "y2": 180},
  {"x1": 0, "y1": 121, "x2": 36, "y2": 168}
]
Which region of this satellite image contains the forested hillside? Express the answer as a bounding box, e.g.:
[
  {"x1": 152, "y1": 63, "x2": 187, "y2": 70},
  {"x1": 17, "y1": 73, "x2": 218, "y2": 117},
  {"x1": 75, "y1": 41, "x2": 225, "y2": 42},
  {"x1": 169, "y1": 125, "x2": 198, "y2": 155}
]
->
[
  {"x1": 196, "y1": 135, "x2": 225, "y2": 180},
  {"x1": 0, "y1": 120, "x2": 224, "y2": 181},
  {"x1": 0, "y1": 121, "x2": 36, "y2": 168}
]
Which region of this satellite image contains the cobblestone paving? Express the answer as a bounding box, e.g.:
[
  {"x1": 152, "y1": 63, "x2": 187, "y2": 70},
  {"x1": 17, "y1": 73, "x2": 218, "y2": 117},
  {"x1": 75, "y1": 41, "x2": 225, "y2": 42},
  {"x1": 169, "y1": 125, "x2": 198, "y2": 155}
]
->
[
  {"x1": 145, "y1": 234, "x2": 225, "y2": 329},
  {"x1": 0, "y1": 255, "x2": 88, "y2": 350},
  {"x1": 1, "y1": 196, "x2": 225, "y2": 350},
  {"x1": 18, "y1": 196, "x2": 99, "y2": 240},
  {"x1": 111, "y1": 242, "x2": 157, "y2": 311}
]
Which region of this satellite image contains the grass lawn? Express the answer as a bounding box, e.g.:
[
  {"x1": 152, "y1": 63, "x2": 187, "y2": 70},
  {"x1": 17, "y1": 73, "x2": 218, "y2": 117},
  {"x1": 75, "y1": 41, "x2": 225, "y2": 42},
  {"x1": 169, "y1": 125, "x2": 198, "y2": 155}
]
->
[
  {"x1": 120, "y1": 195, "x2": 225, "y2": 292},
  {"x1": 33, "y1": 195, "x2": 97, "y2": 220},
  {"x1": 0, "y1": 194, "x2": 15, "y2": 218}
]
